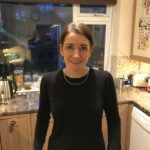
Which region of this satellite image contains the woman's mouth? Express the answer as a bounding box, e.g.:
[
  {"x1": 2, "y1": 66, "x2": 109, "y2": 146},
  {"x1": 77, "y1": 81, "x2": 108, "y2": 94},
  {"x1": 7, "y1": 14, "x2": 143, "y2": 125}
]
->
[{"x1": 71, "y1": 61, "x2": 81, "y2": 64}]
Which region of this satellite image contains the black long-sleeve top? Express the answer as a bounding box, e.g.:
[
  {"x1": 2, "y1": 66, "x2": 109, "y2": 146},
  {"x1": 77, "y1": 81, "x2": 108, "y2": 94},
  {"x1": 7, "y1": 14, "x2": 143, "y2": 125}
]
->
[{"x1": 34, "y1": 68, "x2": 121, "y2": 150}]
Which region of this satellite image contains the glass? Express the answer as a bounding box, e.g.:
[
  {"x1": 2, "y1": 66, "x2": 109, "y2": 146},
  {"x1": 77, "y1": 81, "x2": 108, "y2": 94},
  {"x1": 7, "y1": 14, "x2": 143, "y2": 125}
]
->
[
  {"x1": 80, "y1": 5, "x2": 107, "y2": 14},
  {"x1": 32, "y1": 72, "x2": 39, "y2": 82},
  {"x1": 13, "y1": 69, "x2": 24, "y2": 89},
  {"x1": 30, "y1": 72, "x2": 39, "y2": 89},
  {"x1": 115, "y1": 78, "x2": 123, "y2": 89},
  {"x1": 24, "y1": 72, "x2": 32, "y2": 90}
]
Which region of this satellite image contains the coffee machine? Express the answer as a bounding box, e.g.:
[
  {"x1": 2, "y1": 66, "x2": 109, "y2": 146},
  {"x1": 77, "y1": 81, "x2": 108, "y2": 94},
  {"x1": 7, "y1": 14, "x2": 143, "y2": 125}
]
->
[{"x1": 0, "y1": 63, "x2": 17, "y2": 103}]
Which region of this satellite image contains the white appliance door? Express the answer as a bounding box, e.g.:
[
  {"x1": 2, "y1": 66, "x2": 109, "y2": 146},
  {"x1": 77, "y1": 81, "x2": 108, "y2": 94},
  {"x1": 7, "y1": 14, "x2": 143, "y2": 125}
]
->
[{"x1": 130, "y1": 107, "x2": 150, "y2": 150}]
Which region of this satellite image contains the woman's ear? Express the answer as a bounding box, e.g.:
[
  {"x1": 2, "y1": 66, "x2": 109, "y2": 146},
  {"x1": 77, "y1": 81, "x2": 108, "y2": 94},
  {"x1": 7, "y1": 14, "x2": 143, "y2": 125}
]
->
[{"x1": 60, "y1": 44, "x2": 64, "y2": 56}]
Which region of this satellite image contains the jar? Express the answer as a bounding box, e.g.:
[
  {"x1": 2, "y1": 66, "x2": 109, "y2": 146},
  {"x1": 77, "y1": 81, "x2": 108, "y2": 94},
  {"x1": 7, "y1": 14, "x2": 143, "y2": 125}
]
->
[{"x1": 13, "y1": 69, "x2": 24, "y2": 89}]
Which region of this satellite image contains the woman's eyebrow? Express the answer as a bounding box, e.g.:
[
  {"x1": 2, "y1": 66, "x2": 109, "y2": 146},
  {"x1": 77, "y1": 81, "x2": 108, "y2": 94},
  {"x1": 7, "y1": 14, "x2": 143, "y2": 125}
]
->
[
  {"x1": 80, "y1": 44, "x2": 88, "y2": 47},
  {"x1": 64, "y1": 43, "x2": 88, "y2": 47},
  {"x1": 64, "y1": 43, "x2": 73, "y2": 46}
]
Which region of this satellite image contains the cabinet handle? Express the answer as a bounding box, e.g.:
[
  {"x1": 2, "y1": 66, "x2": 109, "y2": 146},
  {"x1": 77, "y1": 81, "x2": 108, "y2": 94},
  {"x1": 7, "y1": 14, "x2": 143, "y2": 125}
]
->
[{"x1": 10, "y1": 120, "x2": 16, "y2": 126}]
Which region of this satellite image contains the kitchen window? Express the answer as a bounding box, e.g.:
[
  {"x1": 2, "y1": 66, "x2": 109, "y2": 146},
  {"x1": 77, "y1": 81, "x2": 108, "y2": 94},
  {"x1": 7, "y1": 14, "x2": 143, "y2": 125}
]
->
[
  {"x1": 74, "y1": 4, "x2": 112, "y2": 18},
  {"x1": 0, "y1": 2, "x2": 72, "y2": 73},
  {"x1": 73, "y1": 4, "x2": 112, "y2": 70},
  {"x1": 0, "y1": 2, "x2": 112, "y2": 74}
]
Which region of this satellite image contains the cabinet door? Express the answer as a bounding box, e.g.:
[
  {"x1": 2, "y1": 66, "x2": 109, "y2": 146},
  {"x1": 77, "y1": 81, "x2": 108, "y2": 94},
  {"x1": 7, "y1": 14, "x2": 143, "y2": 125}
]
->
[
  {"x1": 30, "y1": 113, "x2": 53, "y2": 150},
  {"x1": 102, "y1": 104, "x2": 131, "y2": 150},
  {"x1": 0, "y1": 115, "x2": 32, "y2": 150}
]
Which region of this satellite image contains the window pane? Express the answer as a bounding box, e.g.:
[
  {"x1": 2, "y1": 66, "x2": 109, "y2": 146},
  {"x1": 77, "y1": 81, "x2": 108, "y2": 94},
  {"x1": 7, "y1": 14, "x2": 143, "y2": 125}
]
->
[
  {"x1": 88, "y1": 25, "x2": 106, "y2": 70},
  {"x1": 0, "y1": 3, "x2": 72, "y2": 73},
  {"x1": 80, "y1": 5, "x2": 107, "y2": 14}
]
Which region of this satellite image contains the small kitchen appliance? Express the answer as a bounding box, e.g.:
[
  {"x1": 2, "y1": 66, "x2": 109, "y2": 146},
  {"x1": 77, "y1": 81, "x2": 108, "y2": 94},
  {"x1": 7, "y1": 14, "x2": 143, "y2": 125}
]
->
[
  {"x1": 132, "y1": 73, "x2": 150, "y2": 87},
  {"x1": 0, "y1": 63, "x2": 17, "y2": 101}
]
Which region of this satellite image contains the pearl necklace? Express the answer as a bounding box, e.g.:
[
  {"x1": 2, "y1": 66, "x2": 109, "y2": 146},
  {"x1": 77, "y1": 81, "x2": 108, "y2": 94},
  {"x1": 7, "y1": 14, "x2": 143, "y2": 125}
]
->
[{"x1": 63, "y1": 70, "x2": 89, "y2": 86}]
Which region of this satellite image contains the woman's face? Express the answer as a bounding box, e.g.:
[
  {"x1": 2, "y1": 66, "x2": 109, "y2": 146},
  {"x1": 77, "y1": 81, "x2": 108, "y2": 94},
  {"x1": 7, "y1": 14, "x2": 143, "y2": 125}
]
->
[{"x1": 60, "y1": 32, "x2": 93, "y2": 71}]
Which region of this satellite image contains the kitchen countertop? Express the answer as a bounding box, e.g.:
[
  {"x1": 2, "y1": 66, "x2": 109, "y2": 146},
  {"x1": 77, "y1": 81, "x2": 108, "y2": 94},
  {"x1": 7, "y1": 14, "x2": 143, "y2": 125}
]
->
[
  {"x1": 117, "y1": 86, "x2": 150, "y2": 115},
  {"x1": 0, "y1": 86, "x2": 150, "y2": 117}
]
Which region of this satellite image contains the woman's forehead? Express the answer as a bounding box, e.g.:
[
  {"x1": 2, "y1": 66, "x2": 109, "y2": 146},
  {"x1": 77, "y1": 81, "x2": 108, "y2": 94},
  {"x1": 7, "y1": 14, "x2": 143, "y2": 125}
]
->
[{"x1": 63, "y1": 32, "x2": 91, "y2": 45}]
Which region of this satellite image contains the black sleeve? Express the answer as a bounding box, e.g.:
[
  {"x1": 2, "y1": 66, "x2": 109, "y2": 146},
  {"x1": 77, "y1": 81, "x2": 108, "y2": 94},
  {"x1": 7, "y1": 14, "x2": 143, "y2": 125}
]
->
[
  {"x1": 104, "y1": 72, "x2": 121, "y2": 150},
  {"x1": 34, "y1": 75, "x2": 51, "y2": 150}
]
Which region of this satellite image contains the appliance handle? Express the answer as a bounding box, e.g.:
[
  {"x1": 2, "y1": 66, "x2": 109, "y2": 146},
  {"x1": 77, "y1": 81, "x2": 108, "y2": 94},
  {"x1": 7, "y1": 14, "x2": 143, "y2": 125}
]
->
[
  {"x1": 9, "y1": 79, "x2": 17, "y2": 94},
  {"x1": 12, "y1": 72, "x2": 17, "y2": 94},
  {"x1": 12, "y1": 80, "x2": 17, "y2": 94}
]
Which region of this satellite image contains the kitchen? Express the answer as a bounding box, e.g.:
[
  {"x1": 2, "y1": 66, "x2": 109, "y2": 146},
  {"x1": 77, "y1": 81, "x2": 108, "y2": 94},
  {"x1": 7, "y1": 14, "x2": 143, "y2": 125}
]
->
[{"x1": 0, "y1": 0, "x2": 150, "y2": 150}]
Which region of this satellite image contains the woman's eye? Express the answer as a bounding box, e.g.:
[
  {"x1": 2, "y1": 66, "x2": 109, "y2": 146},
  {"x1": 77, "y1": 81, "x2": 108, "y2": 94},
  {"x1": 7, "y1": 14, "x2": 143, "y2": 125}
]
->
[
  {"x1": 66, "y1": 45, "x2": 73, "y2": 50},
  {"x1": 80, "y1": 46, "x2": 88, "y2": 51}
]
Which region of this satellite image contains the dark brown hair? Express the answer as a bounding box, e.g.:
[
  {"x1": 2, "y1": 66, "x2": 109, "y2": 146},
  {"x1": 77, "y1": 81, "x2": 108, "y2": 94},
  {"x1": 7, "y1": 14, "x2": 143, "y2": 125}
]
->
[{"x1": 60, "y1": 22, "x2": 94, "y2": 46}]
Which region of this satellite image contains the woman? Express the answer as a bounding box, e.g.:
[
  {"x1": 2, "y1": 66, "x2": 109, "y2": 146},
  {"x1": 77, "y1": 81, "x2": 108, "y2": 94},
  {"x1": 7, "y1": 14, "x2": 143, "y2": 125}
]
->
[{"x1": 34, "y1": 22, "x2": 121, "y2": 150}]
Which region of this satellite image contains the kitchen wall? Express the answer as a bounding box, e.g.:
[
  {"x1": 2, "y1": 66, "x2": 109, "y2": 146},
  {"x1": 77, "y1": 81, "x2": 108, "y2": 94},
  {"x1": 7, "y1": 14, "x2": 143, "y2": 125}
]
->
[{"x1": 110, "y1": 0, "x2": 150, "y2": 77}]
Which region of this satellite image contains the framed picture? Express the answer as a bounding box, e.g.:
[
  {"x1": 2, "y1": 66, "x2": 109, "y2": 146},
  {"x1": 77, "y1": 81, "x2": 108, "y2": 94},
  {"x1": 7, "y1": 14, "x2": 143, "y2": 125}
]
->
[{"x1": 131, "y1": 0, "x2": 150, "y2": 63}]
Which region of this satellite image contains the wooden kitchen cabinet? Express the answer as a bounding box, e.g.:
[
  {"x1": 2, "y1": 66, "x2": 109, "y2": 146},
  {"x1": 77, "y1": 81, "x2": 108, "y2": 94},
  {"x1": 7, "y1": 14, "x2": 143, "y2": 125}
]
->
[
  {"x1": 0, "y1": 114, "x2": 32, "y2": 150},
  {"x1": 0, "y1": 101, "x2": 135, "y2": 150},
  {"x1": 102, "y1": 103, "x2": 133, "y2": 150},
  {"x1": 30, "y1": 113, "x2": 53, "y2": 150}
]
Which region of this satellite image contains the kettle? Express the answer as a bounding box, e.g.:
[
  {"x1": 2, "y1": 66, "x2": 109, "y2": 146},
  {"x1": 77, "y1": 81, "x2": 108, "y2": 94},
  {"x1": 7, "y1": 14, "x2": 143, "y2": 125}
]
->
[
  {"x1": 0, "y1": 78, "x2": 17, "y2": 99},
  {"x1": 0, "y1": 63, "x2": 17, "y2": 100}
]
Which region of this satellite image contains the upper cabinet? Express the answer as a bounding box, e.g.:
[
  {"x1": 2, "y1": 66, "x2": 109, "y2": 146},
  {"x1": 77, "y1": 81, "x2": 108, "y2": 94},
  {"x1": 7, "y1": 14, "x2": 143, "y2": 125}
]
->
[{"x1": 110, "y1": 0, "x2": 135, "y2": 57}]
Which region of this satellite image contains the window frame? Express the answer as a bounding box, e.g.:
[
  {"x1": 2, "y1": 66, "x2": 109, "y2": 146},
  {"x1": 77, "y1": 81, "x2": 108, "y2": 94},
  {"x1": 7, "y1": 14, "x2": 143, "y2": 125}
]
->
[
  {"x1": 73, "y1": 4, "x2": 112, "y2": 18},
  {"x1": 73, "y1": 4, "x2": 112, "y2": 71}
]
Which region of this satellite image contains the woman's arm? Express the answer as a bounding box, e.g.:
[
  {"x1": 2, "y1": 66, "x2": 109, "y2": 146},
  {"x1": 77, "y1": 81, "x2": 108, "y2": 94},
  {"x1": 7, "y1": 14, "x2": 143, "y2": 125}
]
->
[
  {"x1": 34, "y1": 75, "x2": 51, "y2": 150},
  {"x1": 104, "y1": 72, "x2": 121, "y2": 150}
]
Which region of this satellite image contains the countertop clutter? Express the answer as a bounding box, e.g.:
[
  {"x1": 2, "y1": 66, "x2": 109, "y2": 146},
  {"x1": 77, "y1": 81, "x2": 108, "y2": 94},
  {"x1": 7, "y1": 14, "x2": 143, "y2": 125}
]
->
[{"x1": 0, "y1": 86, "x2": 150, "y2": 117}]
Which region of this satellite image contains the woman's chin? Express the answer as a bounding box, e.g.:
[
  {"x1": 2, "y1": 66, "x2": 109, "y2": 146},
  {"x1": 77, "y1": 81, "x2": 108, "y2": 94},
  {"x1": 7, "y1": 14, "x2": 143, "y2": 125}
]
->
[
  {"x1": 66, "y1": 62, "x2": 87, "y2": 70},
  {"x1": 73, "y1": 65, "x2": 87, "y2": 71},
  {"x1": 67, "y1": 64, "x2": 81, "y2": 70}
]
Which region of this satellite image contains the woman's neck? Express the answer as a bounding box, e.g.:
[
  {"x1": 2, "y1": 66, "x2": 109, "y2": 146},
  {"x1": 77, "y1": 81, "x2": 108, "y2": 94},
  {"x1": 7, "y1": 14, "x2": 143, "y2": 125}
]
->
[{"x1": 63, "y1": 67, "x2": 89, "y2": 78}]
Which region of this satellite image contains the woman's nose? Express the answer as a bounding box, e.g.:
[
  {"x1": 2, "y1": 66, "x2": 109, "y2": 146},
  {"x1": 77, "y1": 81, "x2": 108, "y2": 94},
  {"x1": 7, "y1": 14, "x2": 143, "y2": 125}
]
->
[{"x1": 72, "y1": 49, "x2": 80, "y2": 58}]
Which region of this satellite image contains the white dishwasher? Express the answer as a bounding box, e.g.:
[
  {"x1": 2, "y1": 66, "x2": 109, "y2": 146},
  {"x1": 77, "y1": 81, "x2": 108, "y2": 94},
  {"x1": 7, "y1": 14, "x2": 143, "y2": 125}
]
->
[{"x1": 129, "y1": 106, "x2": 150, "y2": 150}]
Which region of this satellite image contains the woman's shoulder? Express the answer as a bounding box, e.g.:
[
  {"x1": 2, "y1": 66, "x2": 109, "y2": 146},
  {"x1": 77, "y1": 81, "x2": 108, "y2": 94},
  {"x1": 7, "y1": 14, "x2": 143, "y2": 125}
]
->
[
  {"x1": 42, "y1": 69, "x2": 61, "y2": 82},
  {"x1": 92, "y1": 68, "x2": 112, "y2": 78},
  {"x1": 92, "y1": 68, "x2": 114, "y2": 86}
]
